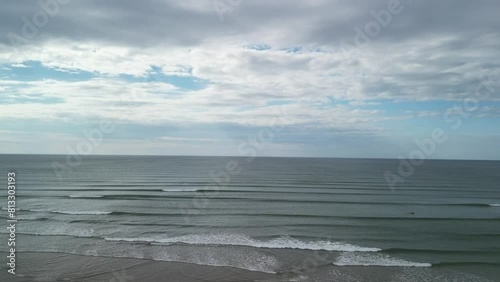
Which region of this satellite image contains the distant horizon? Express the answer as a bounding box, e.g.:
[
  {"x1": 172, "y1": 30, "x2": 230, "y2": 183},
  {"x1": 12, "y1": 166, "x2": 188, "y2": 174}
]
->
[{"x1": 2, "y1": 153, "x2": 499, "y2": 162}]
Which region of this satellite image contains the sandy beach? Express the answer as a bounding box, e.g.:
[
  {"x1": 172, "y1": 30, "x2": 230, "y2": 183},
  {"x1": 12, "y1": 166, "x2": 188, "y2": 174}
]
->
[
  {"x1": 0, "y1": 252, "x2": 279, "y2": 282},
  {"x1": 2, "y1": 251, "x2": 498, "y2": 281}
]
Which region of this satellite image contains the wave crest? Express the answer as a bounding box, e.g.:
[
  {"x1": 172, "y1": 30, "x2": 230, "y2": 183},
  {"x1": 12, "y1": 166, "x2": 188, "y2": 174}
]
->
[
  {"x1": 105, "y1": 234, "x2": 381, "y2": 252},
  {"x1": 29, "y1": 209, "x2": 111, "y2": 215},
  {"x1": 162, "y1": 188, "x2": 201, "y2": 192}
]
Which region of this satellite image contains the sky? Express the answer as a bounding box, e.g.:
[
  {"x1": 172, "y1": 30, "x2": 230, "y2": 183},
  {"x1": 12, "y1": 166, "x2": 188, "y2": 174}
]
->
[{"x1": 0, "y1": 0, "x2": 499, "y2": 159}]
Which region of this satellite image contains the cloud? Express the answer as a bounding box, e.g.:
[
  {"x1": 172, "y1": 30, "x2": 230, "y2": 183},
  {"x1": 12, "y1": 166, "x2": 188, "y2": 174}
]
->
[{"x1": 1, "y1": 0, "x2": 500, "y2": 158}]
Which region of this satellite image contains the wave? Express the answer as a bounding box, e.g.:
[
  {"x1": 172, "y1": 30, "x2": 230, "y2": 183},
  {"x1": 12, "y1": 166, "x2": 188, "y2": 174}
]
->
[
  {"x1": 456, "y1": 203, "x2": 500, "y2": 207},
  {"x1": 69, "y1": 195, "x2": 104, "y2": 198},
  {"x1": 87, "y1": 210, "x2": 500, "y2": 221},
  {"x1": 17, "y1": 249, "x2": 279, "y2": 274},
  {"x1": 61, "y1": 194, "x2": 500, "y2": 205},
  {"x1": 24, "y1": 208, "x2": 498, "y2": 221},
  {"x1": 105, "y1": 234, "x2": 381, "y2": 252},
  {"x1": 1, "y1": 207, "x2": 22, "y2": 211},
  {"x1": 24, "y1": 208, "x2": 500, "y2": 220},
  {"x1": 432, "y1": 262, "x2": 500, "y2": 267},
  {"x1": 28, "y1": 209, "x2": 111, "y2": 215},
  {"x1": 16, "y1": 216, "x2": 50, "y2": 221},
  {"x1": 162, "y1": 188, "x2": 202, "y2": 192},
  {"x1": 384, "y1": 248, "x2": 498, "y2": 254},
  {"x1": 16, "y1": 230, "x2": 96, "y2": 238},
  {"x1": 56, "y1": 211, "x2": 111, "y2": 215},
  {"x1": 333, "y1": 252, "x2": 431, "y2": 267}
]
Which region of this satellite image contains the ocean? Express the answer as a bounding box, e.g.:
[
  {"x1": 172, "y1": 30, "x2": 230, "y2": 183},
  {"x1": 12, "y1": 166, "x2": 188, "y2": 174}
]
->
[{"x1": 1, "y1": 155, "x2": 499, "y2": 281}]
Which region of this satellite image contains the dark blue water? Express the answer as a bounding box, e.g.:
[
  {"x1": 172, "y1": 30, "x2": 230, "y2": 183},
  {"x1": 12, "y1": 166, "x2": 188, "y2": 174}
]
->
[{"x1": 1, "y1": 155, "x2": 499, "y2": 281}]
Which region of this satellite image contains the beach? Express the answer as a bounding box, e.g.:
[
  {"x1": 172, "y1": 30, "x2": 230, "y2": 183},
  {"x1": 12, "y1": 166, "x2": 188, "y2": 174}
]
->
[
  {"x1": 0, "y1": 252, "x2": 278, "y2": 281},
  {"x1": 1, "y1": 252, "x2": 498, "y2": 281}
]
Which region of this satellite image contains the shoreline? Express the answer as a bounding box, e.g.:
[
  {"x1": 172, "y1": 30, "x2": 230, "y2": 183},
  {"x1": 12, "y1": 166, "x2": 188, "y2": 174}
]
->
[
  {"x1": 1, "y1": 251, "x2": 498, "y2": 281},
  {"x1": 0, "y1": 251, "x2": 279, "y2": 282}
]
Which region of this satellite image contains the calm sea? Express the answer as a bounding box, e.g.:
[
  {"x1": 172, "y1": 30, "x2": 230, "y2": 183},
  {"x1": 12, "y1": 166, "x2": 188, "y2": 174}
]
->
[{"x1": 1, "y1": 155, "x2": 499, "y2": 281}]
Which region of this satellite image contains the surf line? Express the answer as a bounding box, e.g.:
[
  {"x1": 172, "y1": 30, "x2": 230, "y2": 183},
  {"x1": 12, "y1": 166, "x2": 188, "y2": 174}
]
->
[{"x1": 6, "y1": 172, "x2": 17, "y2": 275}]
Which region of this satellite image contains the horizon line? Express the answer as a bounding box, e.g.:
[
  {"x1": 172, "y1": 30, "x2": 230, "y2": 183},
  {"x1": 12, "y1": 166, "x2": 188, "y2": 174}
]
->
[{"x1": 0, "y1": 153, "x2": 499, "y2": 162}]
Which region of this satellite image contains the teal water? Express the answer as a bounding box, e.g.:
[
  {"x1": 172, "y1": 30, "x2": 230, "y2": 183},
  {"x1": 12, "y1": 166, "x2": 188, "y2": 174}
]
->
[{"x1": 0, "y1": 155, "x2": 499, "y2": 281}]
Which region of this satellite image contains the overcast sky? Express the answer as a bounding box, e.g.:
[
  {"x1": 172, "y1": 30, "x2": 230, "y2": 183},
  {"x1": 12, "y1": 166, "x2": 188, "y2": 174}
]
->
[{"x1": 1, "y1": 0, "x2": 499, "y2": 159}]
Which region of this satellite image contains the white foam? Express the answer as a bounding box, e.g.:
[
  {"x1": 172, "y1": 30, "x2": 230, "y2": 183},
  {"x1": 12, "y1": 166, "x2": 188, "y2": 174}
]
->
[
  {"x1": 15, "y1": 216, "x2": 41, "y2": 220},
  {"x1": 28, "y1": 209, "x2": 51, "y2": 213},
  {"x1": 162, "y1": 188, "x2": 200, "y2": 192},
  {"x1": 23, "y1": 228, "x2": 96, "y2": 238},
  {"x1": 489, "y1": 204, "x2": 500, "y2": 207},
  {"x1": 29, "y1": 209, "x2": 111, "y2": 215},
  {"x1": 69, "y1": 195, "x2": 104, "y2": 198},
  {"x1": 1, "y1": 207, "x2": 21, "y2": 211},
  {"x1": 106, "y1": 237, "x2": 170, "y2": 244},
  {"x1": 333, "y1": 252, "x2": 431, "y2": 267},
  {"x1": 151, "y1": 247, "x2": 279, "y2": 274},
  {"x1": 105, "y1": 234, "x2": 381, "y2": 252},
  {"x1": 57, "y1": 211, "x2": 111, "y2": 215}
]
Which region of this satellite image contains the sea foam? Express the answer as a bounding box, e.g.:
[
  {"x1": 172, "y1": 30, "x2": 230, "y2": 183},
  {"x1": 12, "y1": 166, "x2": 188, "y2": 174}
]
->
[
  {"x1": 162, "y1": 188, "x2": 201, "y2": 192},
  {"x1": 105, "y1": 234, "x2": 381, "y2": 252},
  {"x1": 29, "y1": 209, "x2": 111, "y2": 215},
  {"x1": 333, "y1": 252, "x2": 432, "y2": 267}
]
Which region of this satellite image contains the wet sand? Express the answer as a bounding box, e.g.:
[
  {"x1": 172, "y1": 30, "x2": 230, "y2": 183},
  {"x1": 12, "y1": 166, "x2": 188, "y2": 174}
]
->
[
  {"x1": 0, "y1": 252, "x2": 278, "y2": 282},
  {"x1": 1, "y1": 252, "x2": 497, "y2": 281}
]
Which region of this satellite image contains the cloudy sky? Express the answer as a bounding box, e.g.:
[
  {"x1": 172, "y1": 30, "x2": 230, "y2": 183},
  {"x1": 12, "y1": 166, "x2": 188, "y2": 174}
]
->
[{"x1": 1, "y1": 0, "x2": 499, "y2": 159}]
